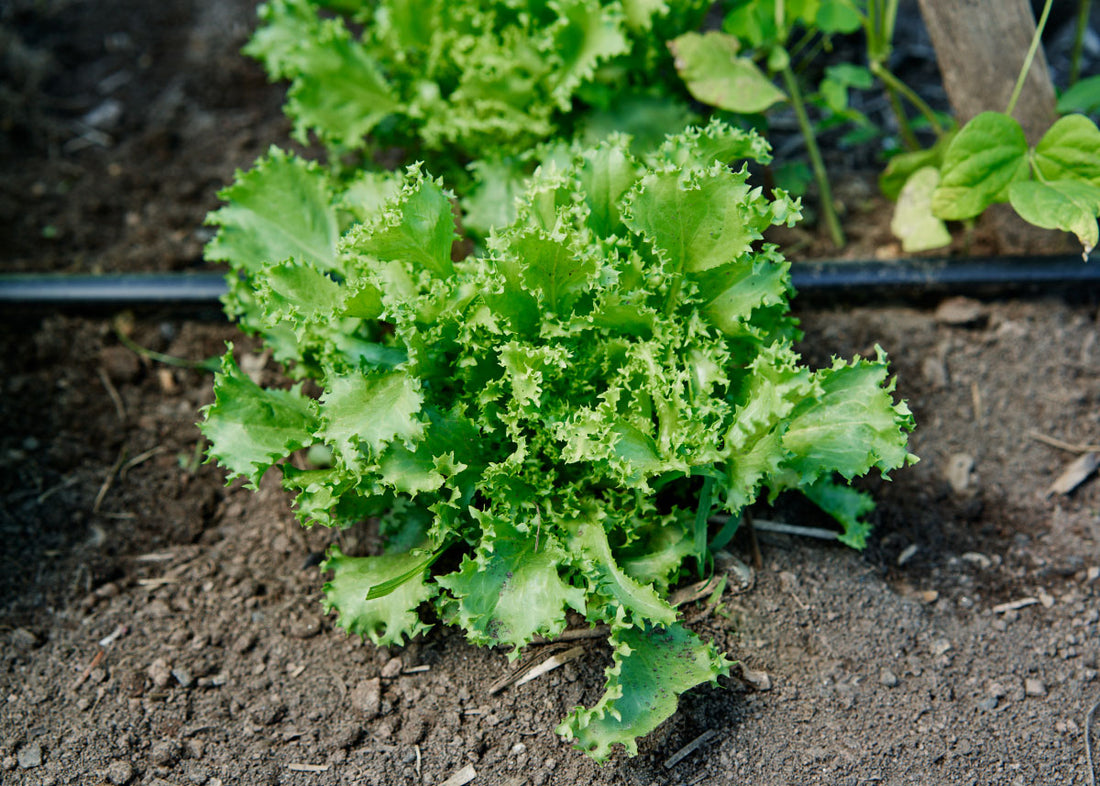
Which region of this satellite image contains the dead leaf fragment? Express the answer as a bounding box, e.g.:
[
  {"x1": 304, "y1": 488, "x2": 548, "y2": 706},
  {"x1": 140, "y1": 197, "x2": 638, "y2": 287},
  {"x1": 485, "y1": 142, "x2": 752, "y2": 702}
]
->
[{"x1": 1046, "y1": 452, "x2": 1099, "y2": 496}]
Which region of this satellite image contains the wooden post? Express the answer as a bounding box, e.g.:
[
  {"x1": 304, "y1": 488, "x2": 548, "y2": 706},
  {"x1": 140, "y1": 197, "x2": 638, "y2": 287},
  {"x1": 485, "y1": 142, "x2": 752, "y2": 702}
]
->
[{"x1": 916, "y1": 0, "x2": 1057, "y2": 145}]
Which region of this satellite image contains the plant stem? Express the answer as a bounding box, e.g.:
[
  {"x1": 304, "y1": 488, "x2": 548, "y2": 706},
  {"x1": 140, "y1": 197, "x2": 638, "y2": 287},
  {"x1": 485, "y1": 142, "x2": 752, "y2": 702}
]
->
[
  {"x1": 1069, "y1": 0, "x2": 1089, "y2": 85},
  {"x1": 1007, "y1": 0, "x2": 1054, "y2": 116},
  {"x1": 780, "y1": 63, "x2": 845, "y2": 248},
  {"x1": 870, "y1": 61, "x2": 945, "y2": 138}
]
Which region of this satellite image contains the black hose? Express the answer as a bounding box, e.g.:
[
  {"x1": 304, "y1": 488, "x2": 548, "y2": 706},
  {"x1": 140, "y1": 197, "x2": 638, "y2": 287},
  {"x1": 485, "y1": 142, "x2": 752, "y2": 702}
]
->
[{"x1": 0, "y1": 255, "x2": 1096, "y2": 310}]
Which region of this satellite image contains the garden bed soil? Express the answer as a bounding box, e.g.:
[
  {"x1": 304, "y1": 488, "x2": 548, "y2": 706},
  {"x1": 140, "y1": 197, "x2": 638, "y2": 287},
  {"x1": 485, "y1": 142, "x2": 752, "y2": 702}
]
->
[{"x1": 2, "y1": 2, "x2": 1099, "y2": 785}]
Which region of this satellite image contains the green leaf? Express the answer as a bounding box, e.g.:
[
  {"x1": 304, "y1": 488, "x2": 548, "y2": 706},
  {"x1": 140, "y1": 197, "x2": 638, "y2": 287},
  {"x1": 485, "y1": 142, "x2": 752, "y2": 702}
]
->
[
  {"x1": 578, "y1": 138, "x2": 640, "y2": 237},
  {"x1": 890, "y1": 166, "x2": 952, "y2": 253},
  {"x1": 1056, "y1": 75, "x2": 1100, "y2": 115},
  {"x1": 558, "y1": 618, "x2": 731, "y2": 761},
  {"x1": 258, "y1": 3, "x2": 399, "y2": 148},
  {"x1": 879, "y1": 132, "x2": 955, "y2": 201},
  {"x1": 694, "y1": 251, "x2": 792, "y2": 336},
  {"x1": 437, "y1": 514, "x2": 586, "y2": 656},
  {"x1": 509, "y1": 228, "x2": 597, "y2": 315},
  {"x1": 199, "y1": 349, "x2": 318, "y2": 488},
  {"x1": 815, "y1": 0, "x2": 862, "y2": 33},
  {"x1": 205, "y1": 148, "x2": 339, "y2": 275},
  {"x1": 1009, "y1": 179, "x2": 1100, "y2": 256},
  {"x1": 348, "y1": 165, "x2": 457, "y2": 279},
  {"x1": 321, "y1": 545, "x2": 437, "y2": 646},
  {"x1": 625, "y1": 163, "x2": 762, "y2": 276},
  {"x1": 800, "y1": 477, "x2": 876, "y2": 549},
  {"x1": 781, "y1": 350, "x2": 917, "y2": 483},
  {"x1": 547, "y1": 0, "x2": 632, "y2": 110},
  {"x1": 932, "y1": 112, "x2": 1029, "y2": 220},
  {"x1": 670, "y1": 32, "x2": 787, "y2": 115},
  {"x1": 568, "y1": 519, "x2": 676, "y2": 626},
  {"x1": 319, "y1": 370, "x2": 425, "y2": 468},
  {"x1": 1032, "y1": 114, "x2": 1100, "y2": 187}
]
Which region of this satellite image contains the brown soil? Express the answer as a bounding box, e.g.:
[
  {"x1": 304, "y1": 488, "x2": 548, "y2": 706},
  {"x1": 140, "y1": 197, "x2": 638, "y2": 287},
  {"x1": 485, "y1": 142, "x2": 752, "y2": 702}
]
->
[{"x1": 2, "y1": 2, "x2": 1098, "y2": 785}]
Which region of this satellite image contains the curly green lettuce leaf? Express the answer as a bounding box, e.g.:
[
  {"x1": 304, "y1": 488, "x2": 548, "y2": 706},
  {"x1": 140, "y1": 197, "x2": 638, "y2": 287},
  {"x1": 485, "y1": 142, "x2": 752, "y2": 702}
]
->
[
  {"x1": 321, "y1": 545, "x2": 437, "y2": 646},
  {"x1": 319, "y1": 369, "x2": 425, "y2": 469},
  {"x1": 437, "y1": 513, "x2": 586, "y2": 656},
  {"x1": 199, "y1": 349, "x2": 319, "y2": 488},
  {"x1": 780, "y1": 349, "x2": 917, "y2": 483},
  {"x1": 346, "y1": 165, "x2": 457, "y2": 279},
  {"x1": 205, "y1": 147, "x2": 339, "y2": 276},
  {"x1": 557, "y1": 616, "x2": 731, "y2": 761},
  {"x1": 568, "y1": 518, "x2": 676, "y2": 626}
]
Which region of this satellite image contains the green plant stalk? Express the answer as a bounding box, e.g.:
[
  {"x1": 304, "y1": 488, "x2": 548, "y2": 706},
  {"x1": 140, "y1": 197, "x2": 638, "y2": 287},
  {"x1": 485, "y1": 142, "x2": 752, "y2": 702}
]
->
[
  {"x1": 1006, "y1": 0, "x2": 1054, "y2": 116},
  {"x1": 780, "y1": 63, "x2": 846, "y2": 248},
  {"x1": 870, "y1": 61, "x2": 945, "y2": 138},
  {"x1": 1069, "y1": 0, "x2": 1089, "y2": 85}
]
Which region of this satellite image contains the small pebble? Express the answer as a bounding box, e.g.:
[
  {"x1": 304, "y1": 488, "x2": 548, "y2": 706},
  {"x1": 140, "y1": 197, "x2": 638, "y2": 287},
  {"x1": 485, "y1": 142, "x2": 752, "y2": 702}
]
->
[
  {"x1": 17, "y1": 743, "x2": 43, "y2": 769},
  {"x1": 741, "y1": 668, "x2": 772, "y2": 691},
  {"x1": 106, "y1": 759, "x2": 134, "y2": 785},
  {"x1": 1024, "y1": 678, "x2": 1047, "y2": 697},
  {"x1": 381, "y1": 657, "x2": 403, "y2": 679},
  {"x1": 150, "y1": 740, "x2": 181, "y2": 767},
  {"x1": 977, "y1": 697, "x2": 998, "y2": 711},
  {"x1": 171, "y1": 668, "x2": 193, "y2": 689},
  {"x1": 879, "y1": 669, "x2": 898, "y2": 688},
  {"x1": 147, "y1": 658, "x2": 172, "y2": 689},
  {"x1": 10, "y1": 628, "x2": 38, "y2": 651},
  {"x1": 931, "y1": 639, "x2": 952, "y2": 657}
]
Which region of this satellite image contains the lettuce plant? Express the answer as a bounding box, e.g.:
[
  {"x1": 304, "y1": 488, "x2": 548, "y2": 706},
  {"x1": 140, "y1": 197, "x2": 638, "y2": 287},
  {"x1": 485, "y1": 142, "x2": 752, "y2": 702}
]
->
[
  {"x1": 199, "y1": 121, "x2": 916, "y2": 760},
  {"x1": 244, "y1": 0, "x2": 705, "y2": 198}
]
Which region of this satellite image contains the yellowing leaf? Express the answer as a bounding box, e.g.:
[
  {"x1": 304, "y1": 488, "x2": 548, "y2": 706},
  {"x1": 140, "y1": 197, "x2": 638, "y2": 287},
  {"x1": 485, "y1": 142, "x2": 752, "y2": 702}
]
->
[
  {"x1": 1009, "y1": 179, "x2": 1100, "y2": 257},
  {"x1": 670, "y1": 31, "x2": 787, "y2": 115},
  {"x1": 891, "y1": 166, "x2": 952, "y2": 253}
]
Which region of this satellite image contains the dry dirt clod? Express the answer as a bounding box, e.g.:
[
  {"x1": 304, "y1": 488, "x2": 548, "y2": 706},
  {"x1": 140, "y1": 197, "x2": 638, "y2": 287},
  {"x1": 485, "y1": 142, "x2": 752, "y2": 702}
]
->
[
  {"x1": 934, "y1": 296, "x2": 986, "y2": 326},
  {"x1": 350, "y1": 678, "x2": 381, "y2": 718},
  {"x1": 879, "y1": 669, "x2": 899, "y2": 688},
  {"x1": 945, "y1": 453, "x2": 975, "y2": 494},
  {"x1": 105, "y1": 759, "x2": 134, "y2": 785},
  {"x1": 149, "y1": 739, "x2": 180, "y2": 767},
  {"x1": 147, "y1": 658, "x2": 172, "y2": 689}
]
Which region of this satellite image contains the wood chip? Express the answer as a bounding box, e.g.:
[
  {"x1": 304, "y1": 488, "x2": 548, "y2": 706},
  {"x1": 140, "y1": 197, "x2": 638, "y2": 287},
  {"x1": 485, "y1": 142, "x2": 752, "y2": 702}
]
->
[
  {"x1": 670, "y1": 573, "x2": 725, "y2": 607},
  {"x1": 136, "y1": 578, "x2": 178, "y2": 587},
  {"x1": 513, "y1": 645, "x2": 585, "y2": 688},
  {"x1": 1046, "y1": 452, "x2": 1100, "y2": 497},
  {"x1": 664, "y1": 729, "x2": 718, "y2": 769},
  {"x1": 992, "y1": 597, "x2": 1038, "y2": 614},
  {"x1": 287, "y1": 763, "x2": 330, "y2": 773},
  {"x1": 1027, "y1": 430, "x2": 1100, "y2": 454},
  {"x1": 437, "y1": 764, "x2": 477, "y2": 786},
  {"x1": 489, "y1": 645, "x2": 585, "y2": 695},
  {"x1": 402, "y1": 665, "x2": 431, "y2": 674}
]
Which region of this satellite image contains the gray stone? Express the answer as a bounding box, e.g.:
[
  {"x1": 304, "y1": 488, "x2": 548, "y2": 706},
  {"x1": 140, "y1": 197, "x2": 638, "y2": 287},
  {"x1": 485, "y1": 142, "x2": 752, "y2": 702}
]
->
[
  {"x1": 17, "y1": 743, "x2": 43, "y2": 769},
  {"x1": 106, "y1": 759, "x2": 134, "y2": 785}
]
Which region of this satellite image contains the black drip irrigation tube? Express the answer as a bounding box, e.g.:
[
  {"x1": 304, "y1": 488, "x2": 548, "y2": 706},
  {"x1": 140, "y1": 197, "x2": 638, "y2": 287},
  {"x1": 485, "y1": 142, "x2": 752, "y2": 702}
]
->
[{"x1": 0, "y1": 255, "x2": 1097, "y2": 313}]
